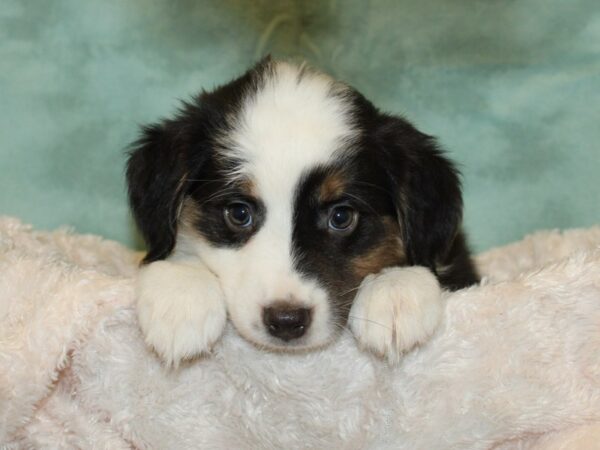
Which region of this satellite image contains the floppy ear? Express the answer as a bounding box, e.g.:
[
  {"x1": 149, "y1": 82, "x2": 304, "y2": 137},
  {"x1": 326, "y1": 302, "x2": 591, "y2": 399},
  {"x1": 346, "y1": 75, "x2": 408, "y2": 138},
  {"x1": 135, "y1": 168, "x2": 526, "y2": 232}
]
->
[
  {"x1": 126, "y1": 92, "x2": 245, "y2": 264},
  {"x1": 375, "y1": 115, "x2": 463, "y2": 272},
  {"x1": 126, "y1": 121, "x2": 193, "y2": 263}
]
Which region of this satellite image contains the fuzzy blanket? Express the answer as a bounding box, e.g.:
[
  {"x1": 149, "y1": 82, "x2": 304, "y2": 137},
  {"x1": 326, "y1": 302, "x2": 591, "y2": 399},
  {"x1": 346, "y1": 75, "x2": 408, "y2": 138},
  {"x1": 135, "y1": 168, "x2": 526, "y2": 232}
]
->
[{"x1": 1, "y1": 217, "x2": 600, "y2": 449}]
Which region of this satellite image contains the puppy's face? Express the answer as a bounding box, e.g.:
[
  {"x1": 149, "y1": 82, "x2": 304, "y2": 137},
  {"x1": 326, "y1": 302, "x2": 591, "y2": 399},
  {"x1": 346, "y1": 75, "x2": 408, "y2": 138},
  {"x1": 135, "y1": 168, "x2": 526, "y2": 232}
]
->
[{"x1": 128, "y1": 60, "x2": 464, "y2": 351}]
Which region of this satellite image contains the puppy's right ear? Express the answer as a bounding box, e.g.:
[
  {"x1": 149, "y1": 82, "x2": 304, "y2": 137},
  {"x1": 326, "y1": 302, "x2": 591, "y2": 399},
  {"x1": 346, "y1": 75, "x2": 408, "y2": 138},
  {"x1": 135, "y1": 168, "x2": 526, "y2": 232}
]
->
[{"x1": 126, "y1": 122, "x2": 191, "y2": 263}]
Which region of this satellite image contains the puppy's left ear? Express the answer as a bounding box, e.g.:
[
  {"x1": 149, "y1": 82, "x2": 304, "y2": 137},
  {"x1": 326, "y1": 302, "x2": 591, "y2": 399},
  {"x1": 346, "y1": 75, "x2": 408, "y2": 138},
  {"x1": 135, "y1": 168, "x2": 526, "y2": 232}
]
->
[{"x1": 375, "y1": 115, "x2": 463, "y2": 271}]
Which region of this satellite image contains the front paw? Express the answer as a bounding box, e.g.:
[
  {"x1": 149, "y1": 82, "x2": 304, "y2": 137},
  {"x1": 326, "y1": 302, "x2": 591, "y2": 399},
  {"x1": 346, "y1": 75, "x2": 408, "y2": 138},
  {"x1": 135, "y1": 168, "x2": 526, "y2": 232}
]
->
[
  {"x1": 348, "y1": 266, "x2": 442, "y2": 363},
  {"x1": 136, "y1": 260, "x2": 226, "y2": 367}
]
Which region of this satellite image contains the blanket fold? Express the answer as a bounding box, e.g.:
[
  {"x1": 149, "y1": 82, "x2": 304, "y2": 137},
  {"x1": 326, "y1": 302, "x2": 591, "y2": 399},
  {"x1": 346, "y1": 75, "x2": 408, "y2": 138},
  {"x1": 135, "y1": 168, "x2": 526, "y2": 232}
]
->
[{"x1": 1, "y1": 217, "x2": 599, "y2": 449}]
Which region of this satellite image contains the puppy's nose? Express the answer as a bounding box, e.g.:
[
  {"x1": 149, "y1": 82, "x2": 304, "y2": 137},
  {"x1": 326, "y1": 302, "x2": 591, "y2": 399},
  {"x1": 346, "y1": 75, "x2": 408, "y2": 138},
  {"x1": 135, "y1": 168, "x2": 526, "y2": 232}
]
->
[{"x1": 263, "y1": 305, "x2": 311, "y2": 341}]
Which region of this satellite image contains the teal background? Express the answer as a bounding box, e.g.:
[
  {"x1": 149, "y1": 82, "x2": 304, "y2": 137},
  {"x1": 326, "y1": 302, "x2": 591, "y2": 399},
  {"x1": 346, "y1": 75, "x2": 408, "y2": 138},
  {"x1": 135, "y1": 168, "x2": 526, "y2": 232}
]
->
[{"x1": 1, "y1": 0, "x2": 599, "y2": 252}]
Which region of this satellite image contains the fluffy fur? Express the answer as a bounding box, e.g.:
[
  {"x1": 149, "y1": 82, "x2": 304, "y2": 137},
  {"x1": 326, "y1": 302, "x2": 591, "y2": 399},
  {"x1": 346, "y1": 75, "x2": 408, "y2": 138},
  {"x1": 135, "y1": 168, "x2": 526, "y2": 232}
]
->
[
  {"x1": 126, "y1": 59, "x2": 478, "y2": 365},
  {"x1": 136, "y1": 260, "x2": 227, "y2": 366},
  {"x1": 1, "y1": 217, "x2": 600, "y2": 449},
  {"x1": 348, "y1": 266, "x2": 442, "y2": 363}
]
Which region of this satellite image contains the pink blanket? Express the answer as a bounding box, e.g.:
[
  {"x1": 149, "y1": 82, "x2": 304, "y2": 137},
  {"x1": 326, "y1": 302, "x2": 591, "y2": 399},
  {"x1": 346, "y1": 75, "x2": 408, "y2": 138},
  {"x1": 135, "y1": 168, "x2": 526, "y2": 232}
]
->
[{"x1": 1, "y1": 217, "x2": 600, "y2": 449}]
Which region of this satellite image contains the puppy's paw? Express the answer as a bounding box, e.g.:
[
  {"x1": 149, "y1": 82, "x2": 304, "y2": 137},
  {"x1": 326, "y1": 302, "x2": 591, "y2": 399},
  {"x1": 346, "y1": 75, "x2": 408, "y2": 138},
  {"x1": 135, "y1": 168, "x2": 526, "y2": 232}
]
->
[
  {"x1": 136, "y1": 260, "x2": 226, "y2": 367},
  {"x1": 348, "y1": 266, "x2": 442, "y2": 363}
]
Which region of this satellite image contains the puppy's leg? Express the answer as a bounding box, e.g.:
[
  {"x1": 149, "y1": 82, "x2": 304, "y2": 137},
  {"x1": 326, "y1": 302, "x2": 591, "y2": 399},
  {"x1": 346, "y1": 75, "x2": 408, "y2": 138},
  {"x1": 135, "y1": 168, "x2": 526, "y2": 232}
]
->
[
  {"x1": 136, "y1": 259, "x2": 226, "y2": 367},
  {"x1": 348, "y1": 266, "x2": 442, "y2": 363}
]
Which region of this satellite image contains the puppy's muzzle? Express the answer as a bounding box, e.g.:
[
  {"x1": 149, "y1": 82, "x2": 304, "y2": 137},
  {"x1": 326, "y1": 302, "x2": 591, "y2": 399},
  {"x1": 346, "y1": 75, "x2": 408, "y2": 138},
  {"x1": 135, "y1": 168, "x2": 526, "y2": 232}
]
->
[{"x1": 262, "y1": 303, "x2": 312, "y2": 341}]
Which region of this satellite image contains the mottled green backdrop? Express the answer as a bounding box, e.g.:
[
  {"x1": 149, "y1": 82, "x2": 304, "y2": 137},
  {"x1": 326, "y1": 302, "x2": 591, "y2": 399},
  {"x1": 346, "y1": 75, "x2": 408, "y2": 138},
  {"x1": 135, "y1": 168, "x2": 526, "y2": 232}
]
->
[{"x1": 1, "y1": 0, "x2": 599, "y2": 251}]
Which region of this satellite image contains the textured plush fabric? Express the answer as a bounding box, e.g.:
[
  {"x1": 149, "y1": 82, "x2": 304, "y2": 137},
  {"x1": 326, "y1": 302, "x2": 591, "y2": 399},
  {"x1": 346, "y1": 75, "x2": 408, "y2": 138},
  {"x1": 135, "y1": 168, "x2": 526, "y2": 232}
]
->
[
  {"x1": 1, "y1": 217, "x2": 600, "y2": 449},
  {"x1": 1, "y1": 0, "x2": 599, "y2": 252}
]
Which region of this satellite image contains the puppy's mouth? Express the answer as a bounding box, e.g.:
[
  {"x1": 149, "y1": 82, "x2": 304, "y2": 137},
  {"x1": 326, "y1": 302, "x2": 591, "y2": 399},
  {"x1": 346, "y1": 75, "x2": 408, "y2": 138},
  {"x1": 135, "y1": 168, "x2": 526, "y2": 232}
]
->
[
  {"x1": 230, "y1": 304, "x2": 337, "y2": 353},
  {"x1": 243, "y1": 332, "x2": 335, "y2": 354},
  {"x1": 256, "y1": 337, "x2": 326, "y2": 352}
]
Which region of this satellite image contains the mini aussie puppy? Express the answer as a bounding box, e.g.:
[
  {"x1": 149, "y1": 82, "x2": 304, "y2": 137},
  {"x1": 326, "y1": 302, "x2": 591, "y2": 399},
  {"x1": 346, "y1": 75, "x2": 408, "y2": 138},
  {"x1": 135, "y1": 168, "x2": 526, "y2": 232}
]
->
[{"x1": 127, "y1": 58, "x2": 479, "y2": 367}]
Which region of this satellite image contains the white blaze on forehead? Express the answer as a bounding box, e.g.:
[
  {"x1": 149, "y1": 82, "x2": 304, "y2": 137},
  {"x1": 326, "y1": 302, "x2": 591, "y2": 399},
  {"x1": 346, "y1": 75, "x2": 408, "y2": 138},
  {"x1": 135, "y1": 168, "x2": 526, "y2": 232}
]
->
[{"x1": 223, "y1": 62, "x2": 356, "y2": 201}]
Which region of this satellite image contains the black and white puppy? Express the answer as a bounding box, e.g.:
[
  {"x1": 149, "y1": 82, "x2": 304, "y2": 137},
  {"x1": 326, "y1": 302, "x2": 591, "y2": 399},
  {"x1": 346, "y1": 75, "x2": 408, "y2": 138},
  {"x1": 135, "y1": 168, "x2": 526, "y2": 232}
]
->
[{"x1": 127, "y1": 59, "x2": 479, "y2": 366}]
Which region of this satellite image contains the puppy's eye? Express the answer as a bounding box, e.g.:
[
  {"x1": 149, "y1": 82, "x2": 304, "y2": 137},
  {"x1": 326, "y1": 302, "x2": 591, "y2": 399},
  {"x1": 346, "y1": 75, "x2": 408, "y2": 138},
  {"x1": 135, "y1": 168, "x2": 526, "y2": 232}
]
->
[
  {"x1": 224, "y1": 202, "x2": 253, "y2": 230},
  {"x1": 328, "y1": 205, "x2": 358, "y2": 234}
]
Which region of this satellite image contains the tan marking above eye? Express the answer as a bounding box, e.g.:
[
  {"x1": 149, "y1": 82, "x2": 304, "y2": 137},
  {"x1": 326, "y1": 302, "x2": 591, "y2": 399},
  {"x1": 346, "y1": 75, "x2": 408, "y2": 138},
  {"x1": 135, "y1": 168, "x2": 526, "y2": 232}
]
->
[
  {"x1": 319, "y1": 171, "x2": 347, "y2": 202},
  {"x1": 236, "y1": 177, "x2": 258, "y2": 197},
  {"x1": 352, "y1": 218, "x2": 406, "y2": 279}
]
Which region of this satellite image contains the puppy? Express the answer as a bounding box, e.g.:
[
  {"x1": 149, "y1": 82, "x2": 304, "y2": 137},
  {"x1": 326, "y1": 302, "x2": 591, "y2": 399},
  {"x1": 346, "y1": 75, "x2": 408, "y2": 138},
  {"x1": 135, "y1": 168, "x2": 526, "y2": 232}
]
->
[{"x1": 126, "y1": 58, "x2": 479, "y2": 366}]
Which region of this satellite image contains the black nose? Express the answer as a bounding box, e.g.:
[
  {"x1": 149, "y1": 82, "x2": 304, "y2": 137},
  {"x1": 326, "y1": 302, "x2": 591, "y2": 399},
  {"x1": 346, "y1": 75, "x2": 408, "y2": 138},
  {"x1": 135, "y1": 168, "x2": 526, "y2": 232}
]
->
[{"x1": 263, "y1": 305, "x2": 311, "y2": 341}]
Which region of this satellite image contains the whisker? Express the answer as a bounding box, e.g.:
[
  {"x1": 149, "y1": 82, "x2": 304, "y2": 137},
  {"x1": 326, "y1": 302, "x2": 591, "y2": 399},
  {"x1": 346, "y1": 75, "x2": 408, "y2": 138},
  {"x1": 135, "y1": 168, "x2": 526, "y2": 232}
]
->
[
  {"x1": 184, "y1": 178, "x2": 222, "y2": 184},
  {"x1": 344, "y1": 192, "x2": 380, "y2": 216},
  {"x1": 352, "y1": 180, "x2": 394, "y2": 197},
  {"x1": 339, "y1": 284, "x2": 362, "y2": 297},
  {"x1": 197, "y1": 187, "x2": 240, "y2": 206},
  {"x1": 338, "y1": 274, "x2": 392, "y2": 297},
  {"x1": 331, "y1": 322, "x2": 348, "y2": 333},
  {"x1": 347, "y1": 315, "x2": 392, "y2": 331}
]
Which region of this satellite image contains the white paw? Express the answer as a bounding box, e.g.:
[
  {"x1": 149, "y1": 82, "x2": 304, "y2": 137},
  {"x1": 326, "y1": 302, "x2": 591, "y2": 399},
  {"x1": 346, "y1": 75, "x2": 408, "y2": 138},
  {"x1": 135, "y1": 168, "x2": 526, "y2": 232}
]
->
[
  {"x1": 136, "y1": 260, "x2": 226, "y2": 367},
  {"x1": 348, "y1": 266, "x2": 442, "y2": 363}
]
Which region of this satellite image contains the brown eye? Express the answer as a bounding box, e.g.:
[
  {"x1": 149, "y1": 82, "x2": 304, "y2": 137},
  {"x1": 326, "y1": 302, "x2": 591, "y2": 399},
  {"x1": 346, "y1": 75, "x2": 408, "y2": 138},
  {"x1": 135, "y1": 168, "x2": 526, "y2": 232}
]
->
[
  {"x1": 224, "y1": 202, "x2": 253, "y2": 230},
  {"x1": 328, "y1": 205, "x2": 358, "y2": 233}
]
